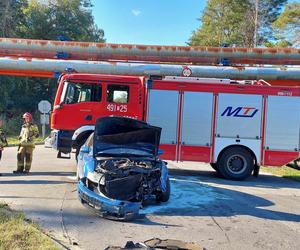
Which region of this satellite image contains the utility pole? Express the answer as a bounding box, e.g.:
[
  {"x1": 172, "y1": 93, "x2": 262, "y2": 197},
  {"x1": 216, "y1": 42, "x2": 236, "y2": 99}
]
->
[{"x1": 254, "y1": 0, "x2": 259, "y2": 47}]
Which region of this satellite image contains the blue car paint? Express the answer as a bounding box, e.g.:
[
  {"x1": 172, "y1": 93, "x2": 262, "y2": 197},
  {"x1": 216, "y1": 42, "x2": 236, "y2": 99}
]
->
[
  {"x1": 83, "y1": 157, "x2": 95, "y2": 177},
  {"x1": 76, "y1": 120, "x2": 169, "y2": 220},
  {"x1": 78, "y1": 153, "x2": 169, "y2": 219},
  {"x1": 78, "y1": 181, "x2": 141, "y2": 220},
  {"x1": 78, "y1": 153, "x2": 143, "y2": 219}
]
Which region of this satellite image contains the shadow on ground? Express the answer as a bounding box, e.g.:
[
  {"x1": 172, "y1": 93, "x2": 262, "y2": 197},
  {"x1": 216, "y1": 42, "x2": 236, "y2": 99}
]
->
[
  {"x1": 169, "y1": 168, "x2": 300, "y2": 189},
  {"x1": 139, "y1": 174, "x2": 300, "y2": 223}
]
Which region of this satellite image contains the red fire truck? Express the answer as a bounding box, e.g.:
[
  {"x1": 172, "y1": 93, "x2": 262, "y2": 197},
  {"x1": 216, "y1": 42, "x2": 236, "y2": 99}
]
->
[{"x1": 50, "y1": 73, "x2": 300, "y2": 180}]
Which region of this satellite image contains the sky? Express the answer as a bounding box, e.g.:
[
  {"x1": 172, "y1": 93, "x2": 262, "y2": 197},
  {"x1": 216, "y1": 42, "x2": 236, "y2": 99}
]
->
[
  {"x1": 91, "y1": 0, "x2": 205, "y2": 46},
  {"x1": 91, "y1": 0, "x2": 299, "y2": 46}
]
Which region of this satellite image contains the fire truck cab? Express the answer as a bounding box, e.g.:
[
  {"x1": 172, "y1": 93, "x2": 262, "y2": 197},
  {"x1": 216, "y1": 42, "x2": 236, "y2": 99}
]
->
[{"x1": 51, "y1": 73, "x2": 300, "y2": 180}]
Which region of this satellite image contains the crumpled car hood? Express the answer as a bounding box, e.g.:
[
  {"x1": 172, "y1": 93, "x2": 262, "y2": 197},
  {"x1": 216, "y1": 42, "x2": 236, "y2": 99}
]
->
[{"x1": 93, "y1": 116, "x2": 161, "y2": 157}]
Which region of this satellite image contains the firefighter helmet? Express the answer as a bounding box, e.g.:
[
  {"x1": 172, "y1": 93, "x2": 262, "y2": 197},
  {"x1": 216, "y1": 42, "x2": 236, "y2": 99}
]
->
[{"x1": 22, "y1": 112, "x2": 32, "y2": 121}]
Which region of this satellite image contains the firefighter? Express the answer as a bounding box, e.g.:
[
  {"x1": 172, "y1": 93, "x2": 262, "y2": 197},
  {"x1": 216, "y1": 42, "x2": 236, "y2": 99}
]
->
[
  {"x1": 0, "y1": 120, "x2": 8, "y2": 176},
  {"x1": 13, "y1": 113, "x2": 39, "y2": 174}
]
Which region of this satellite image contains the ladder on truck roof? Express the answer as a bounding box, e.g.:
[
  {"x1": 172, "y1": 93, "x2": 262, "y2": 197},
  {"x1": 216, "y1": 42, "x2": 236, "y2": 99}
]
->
[
  {"x1": 0, "y1": 38, "x2": 299, "y2": 86},
  {"x1": 162, "y1": 76, "x2": 270, "y2": 85},
  {"x1": 1, "y1": 38, "x2": 300, "y2": 65}
]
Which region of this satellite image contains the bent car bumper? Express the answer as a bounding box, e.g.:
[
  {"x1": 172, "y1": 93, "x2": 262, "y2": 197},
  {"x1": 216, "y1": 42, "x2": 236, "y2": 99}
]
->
[{"x1": 77, "y1": 180, "x2": 141, "y2": 220}]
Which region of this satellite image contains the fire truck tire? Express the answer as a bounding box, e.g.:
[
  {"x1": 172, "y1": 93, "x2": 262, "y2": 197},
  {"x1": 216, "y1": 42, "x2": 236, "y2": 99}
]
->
[
  {"x1": 217, "y1": 147, "x2": 254, "y2": 180},
  {"x1": 210, "y1": 163, "x2": 219, "y2": 172}
]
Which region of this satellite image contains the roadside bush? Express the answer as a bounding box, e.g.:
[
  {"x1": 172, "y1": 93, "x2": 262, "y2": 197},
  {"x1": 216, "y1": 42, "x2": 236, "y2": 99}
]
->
[{"x1": 3, "y1": 116, "x2": 22, "y2": 136}]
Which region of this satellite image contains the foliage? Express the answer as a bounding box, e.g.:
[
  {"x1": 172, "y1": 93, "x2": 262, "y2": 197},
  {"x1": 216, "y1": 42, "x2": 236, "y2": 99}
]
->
[
  {"x1": 17, "y1": 0, "x2": 105, "y2": 42},
  {"x1": 272, "y1": 2, "x2": 300, "y2": 47},
  {"x1": 189, "y1": 0, "x2": 288, "y2": 47},
  {"x1": 0, "y1": 0, "x2": 28, "y2": 37},
  {"x1": 261, "y1": 165, "x2": 300, "y2": 182},
  {"x1": 254, "y1": 0, "x2": 288, "y2": 44},
  {"x1": 189, "y1": 0, "x2": 252, "y2": 47},
  {"x1": 6, "y1": 135, "x2": 45, "y2": 145},
  {"x1": 0, "y1": 202, "x2": 59, "y2": 250},
  {"x1": 0, "y1": 76, "x2": 57, "y2": 132},
  {"x1": 0, "y1": 0, "x2": 105, "y2": 134}
]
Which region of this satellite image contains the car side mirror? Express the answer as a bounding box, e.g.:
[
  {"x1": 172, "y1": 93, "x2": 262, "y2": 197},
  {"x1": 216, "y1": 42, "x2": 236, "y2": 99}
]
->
[
  {"x1": 80, "y1": 145, "x2": 90, "y2": 154},
  {"x1": 158, "y1": 149, "x2": 164, "y2": 156}
]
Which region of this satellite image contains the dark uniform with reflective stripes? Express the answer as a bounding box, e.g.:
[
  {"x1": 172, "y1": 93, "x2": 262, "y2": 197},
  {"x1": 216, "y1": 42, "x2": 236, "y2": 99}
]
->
[{"x1": 17, "y1": 123, "x2": 39, "y2": 172}]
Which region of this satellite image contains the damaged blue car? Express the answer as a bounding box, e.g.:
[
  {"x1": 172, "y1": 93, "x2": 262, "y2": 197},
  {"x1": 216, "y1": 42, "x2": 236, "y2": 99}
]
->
[{"x1": 77, "y1": 117, "x2": 170, "y2": 220}]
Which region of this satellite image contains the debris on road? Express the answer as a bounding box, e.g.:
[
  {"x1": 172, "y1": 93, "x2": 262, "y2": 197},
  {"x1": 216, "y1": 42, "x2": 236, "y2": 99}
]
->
[{"x1": 104, "y1": 238, "x2": 204, "y2": 250}]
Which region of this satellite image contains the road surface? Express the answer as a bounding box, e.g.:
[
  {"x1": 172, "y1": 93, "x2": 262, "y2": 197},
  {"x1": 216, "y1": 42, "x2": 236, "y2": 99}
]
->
[{"x1": 0, "y1": 146, "x2": 300, "y2": 250}]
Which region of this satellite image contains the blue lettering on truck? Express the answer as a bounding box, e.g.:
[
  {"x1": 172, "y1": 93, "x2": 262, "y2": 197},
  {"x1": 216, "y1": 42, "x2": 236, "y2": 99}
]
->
[{"x1": 221, "y1": 106, "x2": 258, "y2": 117}]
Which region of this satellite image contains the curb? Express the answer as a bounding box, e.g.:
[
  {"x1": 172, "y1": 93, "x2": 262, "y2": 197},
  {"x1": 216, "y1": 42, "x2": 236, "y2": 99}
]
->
[{"x1": 6, "y1": 142, "x2": 45, "y2": 147}]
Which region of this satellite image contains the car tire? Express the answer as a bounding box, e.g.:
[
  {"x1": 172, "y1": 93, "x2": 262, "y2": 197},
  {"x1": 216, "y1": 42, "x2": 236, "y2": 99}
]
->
[
  {"x1": 217, "y1": 147, "x2": 254, "y2": 181},
  {"x1": 156, "y1": 177, "x2": 170, "y2": 202},
  {"x1": 75, "y1": 147, "x2": 80, "y2": 162}
]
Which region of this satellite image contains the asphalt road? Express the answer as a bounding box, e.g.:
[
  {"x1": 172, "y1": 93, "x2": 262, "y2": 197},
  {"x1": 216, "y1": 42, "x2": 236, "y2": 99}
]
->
[{"x1": 0, "y1": 146, "x2": 300, "y2": 250}]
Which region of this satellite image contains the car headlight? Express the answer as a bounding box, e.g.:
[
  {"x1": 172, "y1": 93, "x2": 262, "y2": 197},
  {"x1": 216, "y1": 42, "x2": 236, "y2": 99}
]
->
[{"x1": 87, "y1": 171, "x2": 105, "y2": 185}]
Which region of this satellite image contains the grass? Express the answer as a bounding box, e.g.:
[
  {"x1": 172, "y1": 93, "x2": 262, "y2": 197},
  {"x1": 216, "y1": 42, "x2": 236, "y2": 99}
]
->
[
  {"x1": 0, "y1": 202, "x2": 59, "y2": 250},
  {"x1": 6, "y1": 136, "x2": 45, "y2": 146},
  {"x1": 261, "y1": 164, "x2": 300, "y2": 182}
]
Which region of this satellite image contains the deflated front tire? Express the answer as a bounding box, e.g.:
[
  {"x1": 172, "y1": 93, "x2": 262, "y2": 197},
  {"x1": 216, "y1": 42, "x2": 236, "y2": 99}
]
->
[{"x1": 156, "y1": 177, "x2": 170, "y2": 202}]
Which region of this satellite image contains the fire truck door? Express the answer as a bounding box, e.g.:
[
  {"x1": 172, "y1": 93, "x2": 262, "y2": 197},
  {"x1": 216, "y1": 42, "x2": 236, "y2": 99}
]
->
[
  {"x1": 179, "y1": 92, "x2": 214, "y2": 161},
  {"x1": 100, "y1": 82, "x2": 144, "y2": 120},
  {"x1": 56, "y1": 81, "x2": 102, "y2": 130},
  {"x1": 264, "y1": 96, "x2": 300, "y2": 166},
  {"x1": 214, "y1": 94, "x2": 263, "y2": 162},
  {"x1": 147, "y1": 90, "x2": 179, "y2": 160}
]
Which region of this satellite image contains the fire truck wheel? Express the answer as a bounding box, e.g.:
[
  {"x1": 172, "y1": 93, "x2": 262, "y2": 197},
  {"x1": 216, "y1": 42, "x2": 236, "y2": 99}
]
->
[
  {"x1": 217, "y1": 147, "x2": 254, "y2": 180},
  {"x1": 210, "y1": 163, "x2": 219, "y2": 172}
]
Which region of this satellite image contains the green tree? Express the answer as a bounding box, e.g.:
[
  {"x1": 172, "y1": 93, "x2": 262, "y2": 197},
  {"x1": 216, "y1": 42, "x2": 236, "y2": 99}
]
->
[
  {"x1": 18, "y1": 0, "x2": 105, "y2": 42},
  {"x1": 254, "y1": 0, "x2": 288, "y2": 45},
  {"x1": 272, "y1": 2, "x2": 300, "y2": 47},
  {"x1": 189, "y1": 0, "x2": 288, "y2": 47},
  {"x1": 0, "y1": 0, "x2": 27, "y2": 37},
  {"x1": 189, "y1": 0, "x2": 252, "y2": 47},
  {"x1": 0, "y1": 0, "x2": 105, "y2": 131}
]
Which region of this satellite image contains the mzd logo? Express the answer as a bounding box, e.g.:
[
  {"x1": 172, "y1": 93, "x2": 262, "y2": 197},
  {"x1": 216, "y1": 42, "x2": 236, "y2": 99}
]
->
[{"x1": 221, "y1": 106, "x2": 259, "y2": 118}]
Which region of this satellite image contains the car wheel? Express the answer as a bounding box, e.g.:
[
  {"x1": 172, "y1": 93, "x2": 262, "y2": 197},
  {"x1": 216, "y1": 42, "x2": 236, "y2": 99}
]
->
[
  {"x1": 156, "y1": 177, "x2": 170, "y2": 202},
  {"x1": 75, "y1": 147, "x2": 80, "y2": 162},
  {"x1": 217, "y1": 147, "x2": 254, "y2": 180}
]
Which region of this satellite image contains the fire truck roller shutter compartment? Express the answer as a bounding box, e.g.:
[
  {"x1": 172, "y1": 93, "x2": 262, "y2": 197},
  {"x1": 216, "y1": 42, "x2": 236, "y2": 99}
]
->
[
  {"x1": 214, "y1": 94, "x2": 263, "y2": 180},
  {"x1": 147, "y1": 90, "x2": 179, "y2": 160},
  {"x1": 264, "y1": 96, "x2": 300, "y2": 166},
  {"x1": 180, "y1": 92, "x2": 214, "y2": 162}
]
